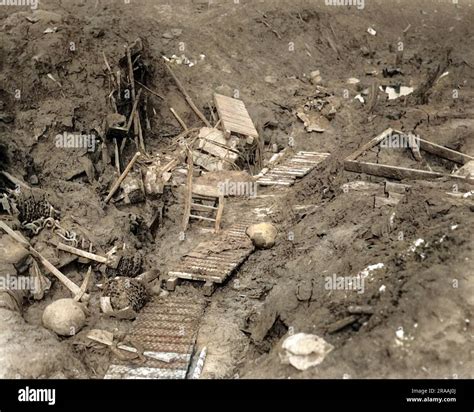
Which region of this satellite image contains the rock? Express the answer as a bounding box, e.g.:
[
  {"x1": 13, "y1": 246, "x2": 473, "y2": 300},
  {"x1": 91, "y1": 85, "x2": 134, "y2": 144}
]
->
[
  {"x1": 310, "y1": 70, "x2": 322, "y2": 84},
  {"x1": 246, "y1": 222, "x2": 278, "y2": 249},
  {"x1": 360, "y1": 46, "x2": 371, "y2": 56},
  {"x1": 264, "y1": 75, "x2": 278, "y2": 84},
  {"x1": 347, "y1": 77, "x2": 360, "y2": 84},
  {"x1": 163, "y1": 29, "x2": 182, "y2": 39},
  {"x1": 0, "y1": 235, "x2": 29, "y2": 267},
  {"x1": 28, "y1": 174, "x2": 39, "y2": 185},
  {"x1": 105, "y1": 113, "x2": 126, "y2": 132},
  {"x1": 170, "y1": 28, "x2": 183, "y2": 37},
  {"x1": 42, "y1": 299, "x2": 86, "y2": 337},
  {"x1": 280, "y1": 333, "x2": 334, "y2": 371},
  {"x1": 31, "y1": 10, "x2": 63, "y2": 24}
]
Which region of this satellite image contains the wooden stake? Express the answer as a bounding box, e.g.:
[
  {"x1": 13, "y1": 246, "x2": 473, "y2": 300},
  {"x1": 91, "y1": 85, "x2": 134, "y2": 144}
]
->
[
  {"x1": 165, "y1": 64, "x2": 211, "y2": 127},
  {"x1": 170, "y1": 107, "x2": 188, "y2": 131},
  {"x1": 105, "y1": 152, "x2": 141, "y2": 203},
  {"x1": 126, "y1": 45, "x2": 136, "y2": 102},
  {"x1": 74, "y1": 266, "x2": 92, "y2": 302},
  {"x1": 126, "y1": 88, "x2": 143, "y2": 132},
  {"x1": 57, "y1": 242, "x2": 108, "y2": 264},
  {"x1": 135, "y1": 80, "x2": 164, "y2": 100},
  {"x1": 0, "y1": 171, "x2": 31, "y2": 190},
  {"x1": 182, "y1": 150, "x2": 194, "y2": 232},
  {"x1": 113, "y1": 138, "x2": 121, "y2": 174}
]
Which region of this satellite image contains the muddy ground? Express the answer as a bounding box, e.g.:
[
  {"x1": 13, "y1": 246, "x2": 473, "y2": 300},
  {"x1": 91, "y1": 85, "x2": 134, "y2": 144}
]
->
[{"x1": 0, "y1": 0, "x2": 473, "y2": 379}]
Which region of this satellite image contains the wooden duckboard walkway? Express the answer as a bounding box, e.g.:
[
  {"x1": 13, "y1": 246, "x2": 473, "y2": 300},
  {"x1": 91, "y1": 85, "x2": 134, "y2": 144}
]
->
[
  {"x1": 257, "y1": 151, "x2": 331, "y2": 186},
  {"x1": 104, "y1": 296, "x2": 206, "y2": 379},
  {"x1": 168, "y1": 219, "x2": 255, "y2": 287}
]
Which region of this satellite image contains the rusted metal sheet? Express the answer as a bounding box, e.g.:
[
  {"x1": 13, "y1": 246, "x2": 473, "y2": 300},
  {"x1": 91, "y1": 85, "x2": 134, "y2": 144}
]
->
[
  {"x1": 257, "y1": 151, "x2": 330, "y2": 186},
  {"x1": 104, "y1": 296, "x2": 206, "y2": 379}
]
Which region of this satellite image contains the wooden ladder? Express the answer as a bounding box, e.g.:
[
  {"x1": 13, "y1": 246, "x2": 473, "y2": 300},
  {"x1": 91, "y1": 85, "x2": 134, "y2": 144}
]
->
[{"x1": 182, "y1": 153, "x2": 224, "y2": 233}]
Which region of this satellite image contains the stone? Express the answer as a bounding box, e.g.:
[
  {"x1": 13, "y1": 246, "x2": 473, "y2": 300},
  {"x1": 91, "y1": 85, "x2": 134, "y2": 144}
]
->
[
  {"x1": 42, "y1": 299, "x2": 86, "y2": 337},
  {"x1": 246, "y1": 222, "x2": 278, "y2": 249},
  {"x1": 264, "y1": 75, "x2": 278, "y2": 84},
  {"x1": 310, "y1": 70, "x2": 322, "y2": 84},
  {"x1": 280, "y1": 333, "x2": 334, "y2": 371},
  {"x1": 0, "y1": 235, "x2": 29, "y2": 267}
]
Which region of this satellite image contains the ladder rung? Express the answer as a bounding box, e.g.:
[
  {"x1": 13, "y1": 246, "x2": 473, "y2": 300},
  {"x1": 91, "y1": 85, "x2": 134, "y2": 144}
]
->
[
  {"x1": 189, "y1": 214, "x2": 217, "y2": 222},
  {"x1": 192, "y1": 194, "x2": 218, "y2": 200},
  {"x1": 191, "y1": 203, "x2": 218, "y2": 211}
]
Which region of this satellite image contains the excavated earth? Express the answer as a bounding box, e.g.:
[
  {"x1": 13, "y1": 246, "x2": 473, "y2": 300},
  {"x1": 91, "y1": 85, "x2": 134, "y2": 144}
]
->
[{"x1": 0, "y1": 0, "x2": 474, "y2": 379}]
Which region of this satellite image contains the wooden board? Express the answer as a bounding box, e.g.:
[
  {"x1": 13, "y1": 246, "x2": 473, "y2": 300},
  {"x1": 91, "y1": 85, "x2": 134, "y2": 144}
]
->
[
  {"x1": 214, "y1": 93, "x2": 259, "y2": 138},
  {"x1": 197, "y1": 127, "x2": 239, "y2": 161}
]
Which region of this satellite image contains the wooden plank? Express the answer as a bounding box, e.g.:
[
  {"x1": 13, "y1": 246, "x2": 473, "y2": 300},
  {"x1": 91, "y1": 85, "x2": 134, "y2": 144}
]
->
[
  {"x1": 193, "y1": 151, "x2": 228, "y2": 171},
  {"x1": 385, "y1": 181, "x2": 411, "y2": 194},
  {"x1": 168, "y1": 271, "x2": 222, "y2": 283},
  {"x1": 189, "y1": 214, "x2": 217, "y2": 222},
  {"x1": 345, "y1": 128, "x2": 393, "y2": 161},
  {"x1": 215, "y1": 195, "x2": 224, "y2": 232},
  {"x1": 419, "y1": 138, "x2": 474, "y2": 165},
  {"x1": 182, "y1": 152, "x2": 194, "y2": 232},
  {"x1": 198, "y1": 128, "x2": 239, "y2": 151},
  {"x1": 190, "y1": 203, "x2": 218, "y2": 212},
  {"x1": 344, "y1": 159, "x2": 474, "y2": 183},
  {"x1": 219, "y1": 120, "x2": 258, "y2": 137},
  {"x1": 192, "y1": 184, "x2": 221, "y2": 198},
  {"x1": 217, "y1": 107, "x2": 255, "y2": 122},
  {"x1": 198, "y1": 138, "x2": 238, "y2": 161}
]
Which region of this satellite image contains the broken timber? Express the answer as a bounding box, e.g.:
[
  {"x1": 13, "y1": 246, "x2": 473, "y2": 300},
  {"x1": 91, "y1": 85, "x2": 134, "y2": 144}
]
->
[
  {"x1": 168, "y1": 219, "x2": 255, "y2": 295},
  {"x1": 105, "y1": 296, "x2": 206, "y2": 379},
  {"x1": 257, "y1": 151, "x2": 331, "y2": 186},
  {"x1": 344, "y1": 128, "x2": 474, "y2": 184}
]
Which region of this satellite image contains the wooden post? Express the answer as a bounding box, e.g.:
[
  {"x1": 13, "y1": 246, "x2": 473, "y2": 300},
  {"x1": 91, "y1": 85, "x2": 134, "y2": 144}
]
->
[
  {"x1": 182, "y1": 150, "x2": 194, "y2": 232},
  {"x1": 165, "y1": 64, "x2": 211, "y2": 127},
  {"x1": 105, "y1": 152, "x2": 141, "y2": 203}
]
